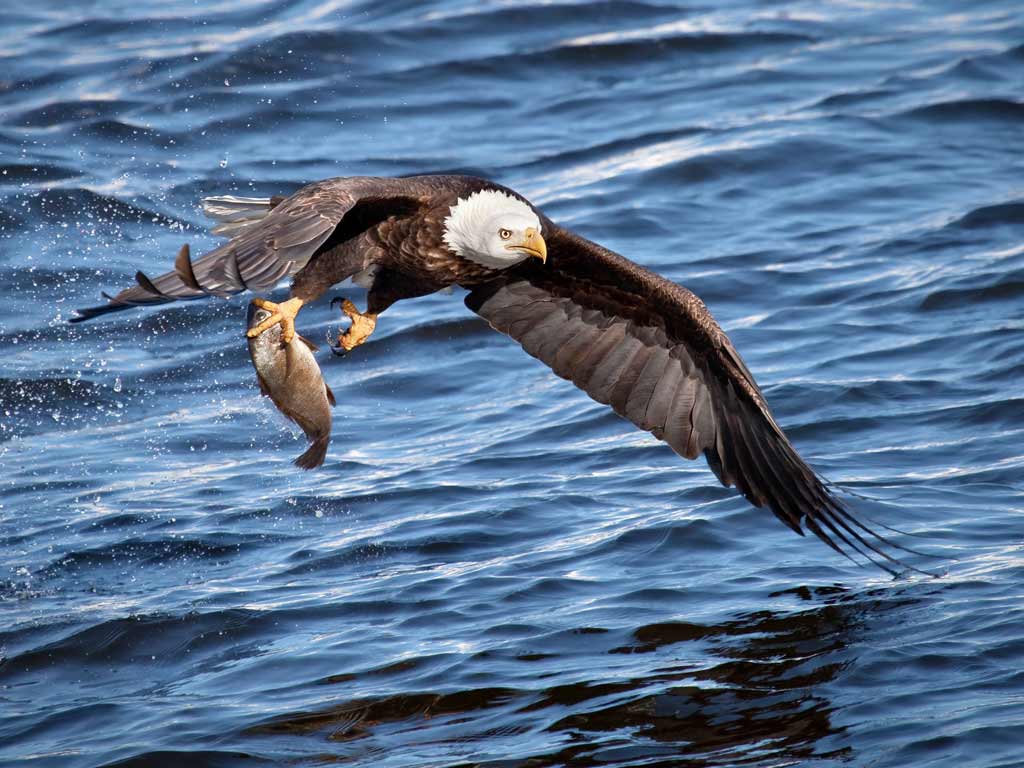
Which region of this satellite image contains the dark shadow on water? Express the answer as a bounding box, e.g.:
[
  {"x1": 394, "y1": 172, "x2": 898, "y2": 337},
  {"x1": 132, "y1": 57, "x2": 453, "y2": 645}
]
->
[{"x1": 242, "y1": 586, "x2": 908, "y2": 766}]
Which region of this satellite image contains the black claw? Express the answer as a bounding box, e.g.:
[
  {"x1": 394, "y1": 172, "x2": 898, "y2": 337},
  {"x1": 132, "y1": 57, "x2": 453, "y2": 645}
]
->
[
  {"x1": 327, "y1": 328, "x2": 348, "y2": 357},
  {"x1": 328, "y1": 297, "x2": 354, "y2": 357}
]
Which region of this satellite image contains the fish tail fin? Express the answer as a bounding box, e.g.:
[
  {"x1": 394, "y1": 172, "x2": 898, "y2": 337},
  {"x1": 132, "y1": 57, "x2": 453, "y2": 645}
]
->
[
  {"x1": 294, "y1": 433, "x2": 330, "y2": 470},
  {"x1": 203, "y1": 194, "x2": 285, "y2": 237}
]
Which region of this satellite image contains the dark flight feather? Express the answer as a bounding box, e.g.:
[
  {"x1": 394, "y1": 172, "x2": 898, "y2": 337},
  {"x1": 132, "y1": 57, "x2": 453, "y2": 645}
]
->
[{"x1": 173, "y1": 244, "x2": 204, "y2": 292}]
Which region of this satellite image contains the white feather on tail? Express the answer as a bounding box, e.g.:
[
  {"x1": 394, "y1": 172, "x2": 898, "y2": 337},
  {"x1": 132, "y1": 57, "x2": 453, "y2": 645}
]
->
[{"x1": 202, "y1": 195, "x2": 278, "y2": 237}]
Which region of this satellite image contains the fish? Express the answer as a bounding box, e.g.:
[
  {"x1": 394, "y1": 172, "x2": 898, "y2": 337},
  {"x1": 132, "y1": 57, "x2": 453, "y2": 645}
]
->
[{"x1": 246, "y1": 302, "x2": 336, "y2": 469}]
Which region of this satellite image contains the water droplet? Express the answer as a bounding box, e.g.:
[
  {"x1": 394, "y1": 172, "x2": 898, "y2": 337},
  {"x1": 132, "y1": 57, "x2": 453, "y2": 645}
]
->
[
  {"x1": 219, "y1": 159, "x2": 228, "y2": 168},
  {"x1": 113, "y1": 376, "x2": 122, "y2": 393}
]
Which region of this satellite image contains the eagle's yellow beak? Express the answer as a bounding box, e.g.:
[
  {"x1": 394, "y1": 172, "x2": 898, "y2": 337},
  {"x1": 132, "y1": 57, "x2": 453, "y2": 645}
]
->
[{"x1": 507, "y1": 227, "x2": 547, "y2": 264}]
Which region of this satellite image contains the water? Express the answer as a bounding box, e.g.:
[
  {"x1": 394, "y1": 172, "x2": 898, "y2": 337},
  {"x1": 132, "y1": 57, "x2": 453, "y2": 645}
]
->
[{"x1": 2, "y1": 1, "x2": 1023, "y2": 766}]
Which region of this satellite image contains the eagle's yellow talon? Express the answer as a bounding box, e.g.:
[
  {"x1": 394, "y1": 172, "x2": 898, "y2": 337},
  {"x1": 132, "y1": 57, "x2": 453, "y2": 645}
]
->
[
  {"x1": 245, "y1": 296, "x2": 304, "y2": 344},
  {"x1": 336, "y1": 299, "x2": 377, "y2": 351}
]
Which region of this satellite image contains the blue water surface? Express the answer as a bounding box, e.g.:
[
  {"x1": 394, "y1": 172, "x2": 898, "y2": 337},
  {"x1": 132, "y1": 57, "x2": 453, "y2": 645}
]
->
[{"x1": 1, "y1": 1, "x2": 1023, "y2": 766}]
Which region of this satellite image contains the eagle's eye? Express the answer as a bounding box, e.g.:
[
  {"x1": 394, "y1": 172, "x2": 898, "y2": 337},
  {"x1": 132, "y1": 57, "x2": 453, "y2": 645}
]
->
[{"x1": 498, "y1": 228, "x2": 512, "y2": 240}]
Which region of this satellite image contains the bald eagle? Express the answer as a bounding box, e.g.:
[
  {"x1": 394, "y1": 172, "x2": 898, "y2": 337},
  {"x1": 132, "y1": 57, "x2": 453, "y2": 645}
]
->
[{"x1": 72, "y1": 175, "x2": 918, "y2": 573}]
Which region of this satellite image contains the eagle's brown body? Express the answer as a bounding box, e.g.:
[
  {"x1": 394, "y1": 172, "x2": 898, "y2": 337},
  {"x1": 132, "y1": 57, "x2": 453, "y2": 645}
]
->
[
  {"x1": 287, "y1": 179, "x2": 507, "y2": 313},
  {"x1": 72, "y1": 174, "x2": 920, "y2": 573}
]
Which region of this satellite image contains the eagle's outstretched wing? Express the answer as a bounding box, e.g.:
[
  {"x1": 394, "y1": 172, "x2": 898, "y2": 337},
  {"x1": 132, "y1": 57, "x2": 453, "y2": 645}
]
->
[
  {"x1": 466, "y1": 223, "x2": 917, "y2": 573},
  {"x1": 70, "y1": 177, "x2": 429, "y2": 323}
]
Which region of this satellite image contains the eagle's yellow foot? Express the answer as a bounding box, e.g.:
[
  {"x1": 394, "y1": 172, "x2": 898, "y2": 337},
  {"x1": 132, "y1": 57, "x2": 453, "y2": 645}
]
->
[
  {"x1": 246, "y1": 297, "x2": 305, "y2": 344},
  {"x1": 330, "y1": 298, "x2": 377, "y2": 356}
]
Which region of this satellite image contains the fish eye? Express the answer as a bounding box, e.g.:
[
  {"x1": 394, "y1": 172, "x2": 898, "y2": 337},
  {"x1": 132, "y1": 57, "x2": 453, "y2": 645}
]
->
[{"x1": 498, "y1": 228, "x2": 512, "y2": 240}]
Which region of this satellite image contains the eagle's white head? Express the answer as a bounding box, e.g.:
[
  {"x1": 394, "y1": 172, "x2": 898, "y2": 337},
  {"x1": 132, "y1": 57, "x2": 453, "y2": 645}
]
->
[{"x1": 442, "y1": 189, "x2": 547, "y2": 269}]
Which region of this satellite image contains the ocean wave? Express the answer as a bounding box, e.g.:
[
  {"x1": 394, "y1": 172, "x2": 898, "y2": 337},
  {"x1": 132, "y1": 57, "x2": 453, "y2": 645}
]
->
[
  {"x1": 899, "y1": 98, "x2": 1024, "y2": 122},
  {"x1": 950, "y1": 201, "x2": 1024, "y2": 230},
  {"x1": 12, "y1": 99, "x2": 146, "y2": 129},
  {"x1": 0, "y1": 187, "x2": 183, "y2": 228}
]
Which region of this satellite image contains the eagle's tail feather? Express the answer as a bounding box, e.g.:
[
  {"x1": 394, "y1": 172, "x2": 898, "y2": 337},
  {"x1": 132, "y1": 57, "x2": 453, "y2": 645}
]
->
[{"x1": 203, "y1": 194, "x2": 285, "y2": 237}]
